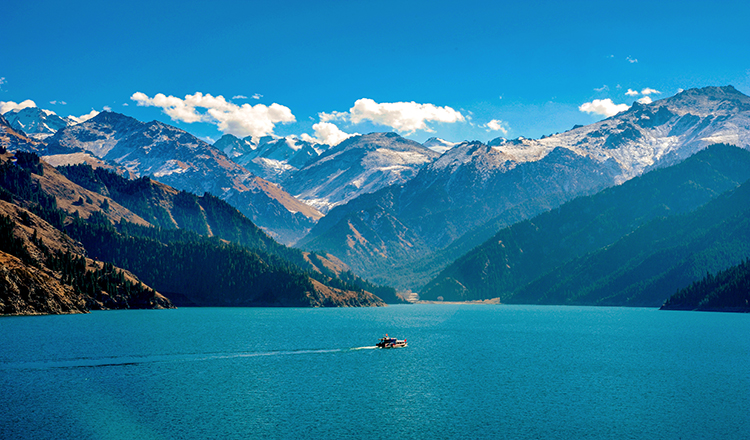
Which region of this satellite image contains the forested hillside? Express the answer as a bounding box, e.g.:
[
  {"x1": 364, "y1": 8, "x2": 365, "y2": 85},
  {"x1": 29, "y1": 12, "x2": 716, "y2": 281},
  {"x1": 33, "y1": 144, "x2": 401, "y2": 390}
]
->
[
  {"x1": 661, "y1": 259, "x2": 750, "y2": 312},
  {"x1": 421, "y1": 144, "x2": 750, "y2": 305},
  {"x1": 0, "y1": 150, "x2": 391, "y2": 314}
]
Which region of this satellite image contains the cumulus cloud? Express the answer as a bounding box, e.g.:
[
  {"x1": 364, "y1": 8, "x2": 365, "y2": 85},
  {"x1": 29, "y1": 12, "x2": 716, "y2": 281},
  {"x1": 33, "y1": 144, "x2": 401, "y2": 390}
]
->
[
  {"x1": 348, "y1": 98, "x2": 465, "y2": 134},
  {"x1": 625, "y1": 89, "x2": 639, "y2": 96},
  {"x1": 319, "y1": 111, "x2": 348, "y2": 122},
  {"x1": 637, "y1": 96, "x2": 653, "y2": 105},
  {"x1": 627, "y1": 56, "x2": 638, "y2": 63},
  {"x1": 131, "y1": 91, "x2": 296, "y2": 138},
  {"x1": 640, "y1": 88, "x2": 661, "y2": 95},
  {"x1": 301, "y1": 122, "x2": 358, "y2": 146},
  {"x1": 252, "y1": 93, "x2": 263, "y2": 100},
  {"x1": 484, "y1": 119, "x2": 509, "y2": 135},
  {"x1": 0, "y1": 99, "x2": 37, "y2": 114},
  {"x1": 579, "y1": 99, "x2": 630, "y2": 117}
]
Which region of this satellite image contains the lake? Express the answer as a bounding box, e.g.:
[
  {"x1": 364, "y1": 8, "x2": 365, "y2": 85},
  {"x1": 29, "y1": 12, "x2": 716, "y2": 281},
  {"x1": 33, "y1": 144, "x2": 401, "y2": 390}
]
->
[{"x1": 1, "y1": 305, "x2": 748, "y2": 439}]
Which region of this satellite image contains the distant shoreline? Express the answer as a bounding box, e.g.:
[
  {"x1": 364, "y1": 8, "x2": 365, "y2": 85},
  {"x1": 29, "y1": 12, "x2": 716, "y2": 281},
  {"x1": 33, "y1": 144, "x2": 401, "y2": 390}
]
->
[{"x1": 414, "y1": 298, "x2": 502, "y2": 305}]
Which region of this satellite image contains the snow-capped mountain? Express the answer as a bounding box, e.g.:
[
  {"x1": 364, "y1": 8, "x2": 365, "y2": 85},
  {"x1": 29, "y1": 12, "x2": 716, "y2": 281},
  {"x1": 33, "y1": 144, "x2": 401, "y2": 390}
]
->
[
  {"x1": 215, "y1": 134, "x2": 323, "y2": 182},
  {"x1": 282, "y1": 132, "x2": 440, "y2": 213},
  {"x1": 482, "y1": 85, "x2": 750, "y2": 183},
  {"x1": 300, "y1": 86, "x2": 750, "y2": 289},
  {"x1": 0, "y1": 113, "x2": 44, "y2": 152},
  {"x1": 422, "y1": 137, "x2": 457, "y2": 154},
  {"x1": 2, "y1": 107, "x2": 78, "y2": 139},
  {"x1": 43, "y1": 111, "x2": 322, "y2": 244}
]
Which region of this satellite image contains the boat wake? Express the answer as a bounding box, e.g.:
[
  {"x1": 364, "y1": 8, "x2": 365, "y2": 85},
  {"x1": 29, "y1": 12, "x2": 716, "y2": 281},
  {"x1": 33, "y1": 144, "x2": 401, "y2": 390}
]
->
[{"x1": 3, "y1": 346, "x2": 382, "y2": 371}]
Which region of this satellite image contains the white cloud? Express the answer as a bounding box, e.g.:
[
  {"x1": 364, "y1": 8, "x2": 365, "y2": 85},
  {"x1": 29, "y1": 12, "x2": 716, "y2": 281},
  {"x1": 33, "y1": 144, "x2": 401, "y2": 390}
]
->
[
  {"x1": 50, "y1": 100, "x2": 67, "y2": 105},
  {"x1": 232, "y1": 95, "x2": 248, "y2": 100},
  {"x1": 640, "y1": 88, "x2": 661, "y2": 95},
  {"x1": 348, "y1": 98, "x2": 465, "y2": 134},
  {"x1": 637, "y1": 96, "x2": 653, "y2": 105},
  {"x1": 484, "y1": 119, "x2": 509, "y2": 135},
  {"x1": 68, "y1": 110, "x2": 100, "y2": 124},
  {"x1": 594, "y1": 85, "x2": 609, "y2": 92},
  {"x1": 131, "y1": 91, "x2": 296, "y2": 138},
  {"x1": 627, "y1": 56, "x2": 638, "y2": 63},
  {"x1": 677, "y1": 88, "x2": 684, "y2": 93},
  {"x1": 0, "y1": 99, "x2": 37, "y2": 114},
  {"x1": 301, "y1": 122, "x2": 358, "y2": 146},
  {"x1": 625, "y1": 89, "x2": 639, "y2": 96},
  {"x1": 103, "y1": 106, "x2": 112, "y2": 112},
  {"x1": 579, "y1": 99, "x2": 630, "y2": 117},
  {"x1": 319, "y1": 111, "x2": 348, "y2": 122},
  {"x1": 252, "y1": 93, "x2": 263, "y2": 100}
]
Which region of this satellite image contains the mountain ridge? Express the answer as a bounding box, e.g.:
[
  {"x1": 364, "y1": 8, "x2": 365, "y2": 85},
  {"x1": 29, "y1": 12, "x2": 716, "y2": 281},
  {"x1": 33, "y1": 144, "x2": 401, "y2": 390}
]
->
[{"x1": 43, "y1": 111, "x2": 321, "y2": 244}]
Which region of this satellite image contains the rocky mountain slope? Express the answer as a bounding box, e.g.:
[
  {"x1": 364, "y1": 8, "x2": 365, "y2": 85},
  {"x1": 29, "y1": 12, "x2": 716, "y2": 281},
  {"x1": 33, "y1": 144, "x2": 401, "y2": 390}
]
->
[
  {"x1": 42, "y1": 111, "x2": 321, "y2": 243},
  {"x1": 3, "y1": 107, "x2": 78, "y2": 139},
  {"x1": 300, "y1": 86, "x2": 750, "y2": 290},
  {"x1": 282, "y1": 132, "x2": 440, "y2": 213},
  {"x1": 0, "y1": 114, "x2": 44, "y2": 153},
  {"x1": 0, "y1": 151, "x2": 173, "y2": 315},
  {"x1": 215, "y1": 134, "x2": 323, "y2": 182},
  {"x1": 302, "y1": 142, "x2": 620, "y2": 288}
]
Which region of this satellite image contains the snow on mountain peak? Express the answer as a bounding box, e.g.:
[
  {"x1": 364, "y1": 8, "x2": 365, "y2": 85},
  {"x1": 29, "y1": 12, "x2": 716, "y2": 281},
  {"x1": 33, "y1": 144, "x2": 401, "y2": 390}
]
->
[{"x1": 423, "y1": 137, "x2": 457, "y2": 154}]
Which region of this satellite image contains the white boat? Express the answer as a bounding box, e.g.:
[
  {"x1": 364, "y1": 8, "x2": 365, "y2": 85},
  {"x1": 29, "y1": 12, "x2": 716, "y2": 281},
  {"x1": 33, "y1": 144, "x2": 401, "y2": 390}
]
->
[{"x1": 376, "y1": 334, "x2": 407, "y2": 348}]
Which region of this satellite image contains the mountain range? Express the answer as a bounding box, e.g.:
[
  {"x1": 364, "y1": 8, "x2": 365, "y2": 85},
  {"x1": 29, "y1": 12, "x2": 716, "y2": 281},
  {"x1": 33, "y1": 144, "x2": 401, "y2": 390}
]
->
[
  {"x1": 42, "y1": 111, "x2": 322, "y2": 244},
  {"x1": 0, "y1": 144, "x2": 391, "y2": 314},
  {"x1": 3, "y1": 85, "x2": 750, "y2": 313},
  {"x1": 299, "y1": 86, "x2": 750, "y2": 290}
]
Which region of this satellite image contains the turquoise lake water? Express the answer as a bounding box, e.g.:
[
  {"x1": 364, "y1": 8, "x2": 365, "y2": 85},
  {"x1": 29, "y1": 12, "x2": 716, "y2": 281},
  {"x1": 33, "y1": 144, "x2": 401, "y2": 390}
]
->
[{"x1": 1, "y1": 305, "x2": 748, "y2": 439}]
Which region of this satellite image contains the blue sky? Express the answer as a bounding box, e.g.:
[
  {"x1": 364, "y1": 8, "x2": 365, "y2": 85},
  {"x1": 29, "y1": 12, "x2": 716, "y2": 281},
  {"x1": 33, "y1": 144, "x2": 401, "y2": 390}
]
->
[{"x1": 2, "y1": 0, "x2": 750, "y2": 145}]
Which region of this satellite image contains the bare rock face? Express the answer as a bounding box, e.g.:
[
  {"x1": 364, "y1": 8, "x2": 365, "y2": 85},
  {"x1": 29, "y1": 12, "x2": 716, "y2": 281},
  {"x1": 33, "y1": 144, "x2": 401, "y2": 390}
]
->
[
  {"x1": 0, "y1": 251, "x2": 87, "y2": 315},
  {"x1": 305, "y1": 279, "x2": 385, "y2": 308}
]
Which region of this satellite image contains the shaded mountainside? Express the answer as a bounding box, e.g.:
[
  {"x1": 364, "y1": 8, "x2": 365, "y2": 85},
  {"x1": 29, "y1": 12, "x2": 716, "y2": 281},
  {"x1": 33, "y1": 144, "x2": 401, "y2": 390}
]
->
[
  {"x1": 421, "y1": 144, "x2": 750, "y2": 304},
  {"x1": 661, "y1": 259, "x2": 750, "y2": 312},
  {"x1": 511, "y1": 177, "x2": 750, "y2": 307},
  {"x1": 0, "y1": 151, "x2": 392, "y2": 315},
  {"x1": 53, "y1": 162, "x2": 403, "y2": 304},
  {"x1": 42, "y1": 111, "x2": 321, "y2": 244}
]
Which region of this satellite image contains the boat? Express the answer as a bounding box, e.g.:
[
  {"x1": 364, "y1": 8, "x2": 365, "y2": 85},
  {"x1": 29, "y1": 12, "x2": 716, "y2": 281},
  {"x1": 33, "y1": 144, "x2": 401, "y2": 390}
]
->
[{"x1": 376, "y1": 334, "x2": 407, "y2": 348}]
